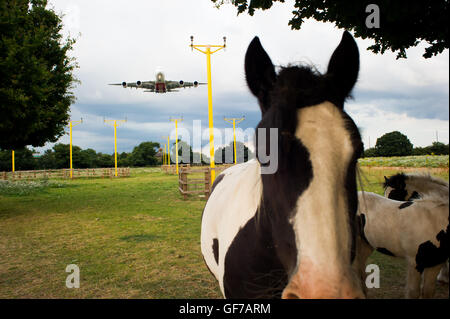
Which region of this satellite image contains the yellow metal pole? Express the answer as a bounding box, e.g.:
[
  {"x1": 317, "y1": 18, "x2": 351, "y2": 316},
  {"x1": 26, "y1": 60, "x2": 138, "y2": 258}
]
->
[
  {"x1": 104, "y1": 118, "x2": 126, "y2": 177},
  {"x1": 190, "y1": 36, "x2": 226, "y2": 184},
  {"x1": 114, "y1": 120, "x2": 118, "y2": 177},
  {"x1": 175, "y1": 120, "x2": 179, "y2": 175},
  {"x1": 70, "y1": 122, "x2": 73, "y2": 178},
  {"x1": 163, "y1": 144, "x2": 166, "y2": 165},
  {"x1": 12, "y1": 150, "x2": 15, "y2": 172},
  {"x1": 224, "y1": 117, "x2": 244, "y2": 164},
  {"x1": 233, "y1": 119, "x2": 237, "y2": 164},
  {"x1": 170, "y1": 118, "x2": 182, "y2": 174},
  {"x1": 205, "y1": 47, "x2": 216, "y2": 182},
  {"x1": 68, "y1": 119, "x2": 82, "y2": 179},
  {"x1": 167, "y1": 136, "x2": 170, "y2": 167}
]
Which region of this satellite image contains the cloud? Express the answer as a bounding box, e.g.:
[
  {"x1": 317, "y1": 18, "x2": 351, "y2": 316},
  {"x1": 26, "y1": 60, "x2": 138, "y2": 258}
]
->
[{"x1": 35, "y1": 0, "x2": 448, "y2": 156}]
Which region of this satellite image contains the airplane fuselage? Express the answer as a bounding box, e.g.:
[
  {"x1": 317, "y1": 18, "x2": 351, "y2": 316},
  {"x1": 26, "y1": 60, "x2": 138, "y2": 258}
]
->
[{"x1": 155, "y1": 72, "x2": 166, "y2": 93}]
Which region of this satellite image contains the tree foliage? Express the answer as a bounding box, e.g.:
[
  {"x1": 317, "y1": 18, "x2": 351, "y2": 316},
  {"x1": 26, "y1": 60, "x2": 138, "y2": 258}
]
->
[
  {"x1": 129, "y1": 142, "x2": 160, "y2": 167},
  {"x1": 0, "y1": 0, "x2": 78, "y2": 150},
  {"x1": 213, "y1": 0, "x2": 449, "y2": 59},
  {"x1": 374, "y1": 131, "x2": 413, "y2": 157}
]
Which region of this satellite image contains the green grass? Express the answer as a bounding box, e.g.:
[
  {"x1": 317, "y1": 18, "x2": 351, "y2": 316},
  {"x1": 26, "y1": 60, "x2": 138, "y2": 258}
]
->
[
  {"x1": 0, "y1": 166, "x2": 448, "y2": 298},
  {"x1": 359, "y1": 155, "x2": 449, "y2": 168},
  {"x1": 0, "y1": 168, "x2": 220, "y2": 298}
]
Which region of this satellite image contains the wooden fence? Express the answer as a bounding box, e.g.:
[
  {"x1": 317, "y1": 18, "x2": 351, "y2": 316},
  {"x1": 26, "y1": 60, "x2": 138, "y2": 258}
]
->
[
  {"x1": 0, "y1": 167, "x2": 130, "y2": 180},
  {"x1": 178, "y1": 164, "x2": 234, "y2": 200}
]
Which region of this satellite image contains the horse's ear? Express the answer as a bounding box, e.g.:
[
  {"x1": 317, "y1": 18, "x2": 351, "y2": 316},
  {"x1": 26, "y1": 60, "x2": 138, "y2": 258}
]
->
[
  {"x1": 245, "y1": 37, "x2": 276, "y2": 113},
  {"x1": 326, "y1": 31, "x2": 359, "y2": 106}
]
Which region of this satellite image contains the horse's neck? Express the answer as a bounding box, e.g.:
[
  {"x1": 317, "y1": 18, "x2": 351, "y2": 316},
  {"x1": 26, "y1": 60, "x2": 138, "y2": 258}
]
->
[{"x1": 407, "y1": 176, "x2": 449, "y2": 200}]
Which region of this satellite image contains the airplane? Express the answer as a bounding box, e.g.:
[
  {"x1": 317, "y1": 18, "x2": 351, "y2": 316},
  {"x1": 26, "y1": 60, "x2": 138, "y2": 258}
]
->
[{"x1": 109, "y1": 71, "x2": 205, "y2": 93}]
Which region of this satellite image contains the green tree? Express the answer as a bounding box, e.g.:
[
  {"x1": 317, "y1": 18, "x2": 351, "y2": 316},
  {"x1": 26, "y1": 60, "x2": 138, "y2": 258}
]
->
[
  {"x1": 130, "y1": 142, "x2": 160, "y2": 167},
  {"x1": 96, "y1": 153, "x2": 114, "y2": 168},
  {"x1": 213, "y1": 0, "x2": 448, "y2": 59},
  {"x1": 78, "y1": 148, "x2": 97, "y2": 168},
  {"x1": 375, "y1": 131, "x2": 413, "y2": 157},
  {"x1": 118, "y1": 152, "x2": 131, "y2": 167},
  {"x1": 0, "y1": 0, "x2": 78, "y2": 150},
  {"x1": 427, "y1": 142, "x2": 449, "y2": 155},
  {"x1": 0, "y1": 147, "x2": 36, "y2": 171},
  {"x1": 36, "y1": 148, "x2": 56, "y2": 169},
  {"x1": 362, "y1": 147, "x2": 378, "y2": 157}
]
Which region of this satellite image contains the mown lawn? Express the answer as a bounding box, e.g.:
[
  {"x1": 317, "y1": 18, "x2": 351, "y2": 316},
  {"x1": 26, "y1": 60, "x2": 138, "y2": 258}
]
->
[
  {"x1": 0, "y1": 166, "x2": 448, "y2": 298},
  {"x1": 0, "y1": 168, "x2": 220, "y2": 298}
]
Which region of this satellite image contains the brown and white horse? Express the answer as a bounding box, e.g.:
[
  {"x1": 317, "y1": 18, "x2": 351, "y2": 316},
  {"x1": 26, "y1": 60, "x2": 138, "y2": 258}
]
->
[
  {"x1": 383, "y1": 173, "x2": 449, "y2": 284},
  {"x1": 355, "y1": 191, "x2": 449, "y2": 298},
  {"x1": 201, "y1": 32, "x2": 365, "y2": 299}
]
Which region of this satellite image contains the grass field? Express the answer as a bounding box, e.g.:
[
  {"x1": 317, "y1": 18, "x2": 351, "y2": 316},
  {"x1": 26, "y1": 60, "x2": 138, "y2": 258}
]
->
[
  {"x1": 359, "y1": 155, "x2": 449, "y2": 168},
  {"x1": 0, "y1": 165, "x2": 448, "y2": 299}
]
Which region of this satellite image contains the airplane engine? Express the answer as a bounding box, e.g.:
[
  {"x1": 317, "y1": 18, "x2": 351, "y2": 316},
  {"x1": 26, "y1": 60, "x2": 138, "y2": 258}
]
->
[
  {"x1": 194, "y1": 81, "x2": 198, "y2": 87},
  {"x1": 122, "y1": 82, "x2": 127, "y2": 88},
  {"x1": 179, "y1": 80, "x2": 184, "y2": 86},
  {"x1": 136, "y1": 81, "x2": 142, "y2": 87}
]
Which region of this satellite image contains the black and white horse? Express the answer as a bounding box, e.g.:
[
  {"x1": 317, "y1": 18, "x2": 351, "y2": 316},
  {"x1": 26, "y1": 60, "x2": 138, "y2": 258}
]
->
[
  {"x1": 201, "y1": 32, "x2": 365, "y2": 299},
  {"x1": 384, "y1": 172, "x2": 449, "y2": 284},
  {"x1": 355, "y1": 191, "x2": 449, "y2": 298}
]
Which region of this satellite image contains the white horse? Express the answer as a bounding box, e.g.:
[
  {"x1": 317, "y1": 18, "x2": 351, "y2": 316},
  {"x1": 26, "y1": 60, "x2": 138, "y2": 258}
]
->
[
  {"x1": 355, "y1": 191, "x2": 449, "y2": 298},
  {"x1": 384, "y1": 173, "x2": 449, "y2": 283}
]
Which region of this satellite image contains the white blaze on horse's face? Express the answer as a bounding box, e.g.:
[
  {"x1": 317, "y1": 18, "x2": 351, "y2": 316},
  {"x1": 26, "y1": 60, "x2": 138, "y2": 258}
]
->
[{"x1": 283, "y1": 102, "x2": 360, "y2": 298}]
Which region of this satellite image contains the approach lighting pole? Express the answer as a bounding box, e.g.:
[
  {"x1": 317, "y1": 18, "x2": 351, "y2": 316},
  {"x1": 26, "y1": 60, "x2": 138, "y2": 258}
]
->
[
  {"x1": 12, "y1": 150, "x2": 15, "y2": 172},
  {"x1": 69, "y1": 119, "x2": 83, "y2": 179},
  {"x1": 190, "y1": 35, "x2": 226, "y2": 183},
  {"x1": 224, "y1": 116, "x2": 245, "y2": 164},
  {"x1": 170, "y1": 118, "x2": 183, "y2": 175},
  {"x1": 104, "y1": 118, "x2": 127, "y2": 177},
  {"x1": 163, "y1": 144, "x2": 166, "y2": 165},
  {"x1": 162, "y1": 136, "x2": 170, "y2": 167},
  {"x1": 167, "y1": 136, "x2": 170, "y2": 167}
]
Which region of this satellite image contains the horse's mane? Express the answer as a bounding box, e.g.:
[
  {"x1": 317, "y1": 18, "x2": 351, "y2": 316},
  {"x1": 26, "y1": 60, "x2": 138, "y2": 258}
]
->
[{"x1": 406, "y1": 173, "x2": 449, "y2": 188}]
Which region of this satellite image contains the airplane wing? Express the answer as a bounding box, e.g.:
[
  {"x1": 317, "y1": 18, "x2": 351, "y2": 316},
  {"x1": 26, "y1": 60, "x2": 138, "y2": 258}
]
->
[
  {"x1": 109, "y1": 81, "x2": 155, "y2": 90},
  {"x1": 166, "y1": 80, "x2": 206, "y2": 90}
]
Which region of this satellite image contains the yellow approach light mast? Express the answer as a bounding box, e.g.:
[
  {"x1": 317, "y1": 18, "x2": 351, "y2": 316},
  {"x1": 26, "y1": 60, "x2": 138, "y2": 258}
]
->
[
  {"x1": 162, "y1": 135, "x2": 171, "y2": 167},
  {"x1": 163, "y1": 144, "x2": 166, "y2": 165},
  {"x1": 167, "y1": 136, "x2": 170, "y2": 167},
  {"x1": 104, "y1": 118, "x2": 127, "y2": 177},
  {"x1": 170, "y1": 118, "x2": 183, "y2": 175},
  {"x1": 190, "y1": 36, "x2": 226, "y2": 183},
  {"x1": 69, "y1": 119, "x2": 83, "y2": 179},
  {"x1": 11, "y1": 150, "x2": 14, "y2": 172},
  {"x1": 224, "y1": 116, "x2": 245, "y2": 164}
]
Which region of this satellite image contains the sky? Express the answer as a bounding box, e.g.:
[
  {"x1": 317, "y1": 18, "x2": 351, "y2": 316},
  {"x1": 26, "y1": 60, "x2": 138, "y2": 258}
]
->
[{"x1": 37, "y1": 0, "x2": 449, "y2": 155}]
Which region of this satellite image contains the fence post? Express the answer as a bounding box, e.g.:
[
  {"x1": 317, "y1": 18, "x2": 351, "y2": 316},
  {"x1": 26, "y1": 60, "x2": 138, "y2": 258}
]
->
[
  {"x1": 180, "y1": 167, "x2": 188, "y2": 200},
  {"x1": 205, "y1": 168, "x2": 211, "y2": 200}
]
